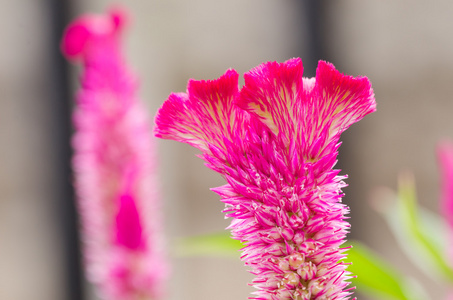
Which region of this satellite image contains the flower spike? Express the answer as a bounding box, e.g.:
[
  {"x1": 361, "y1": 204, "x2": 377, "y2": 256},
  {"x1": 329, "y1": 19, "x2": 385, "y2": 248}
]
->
[
  {"x1": 62, "y1": 8, "x2": 168, "y2": 300},
  {"x1": 155, "y1": 58, "x2": 375, "y2": 299}
]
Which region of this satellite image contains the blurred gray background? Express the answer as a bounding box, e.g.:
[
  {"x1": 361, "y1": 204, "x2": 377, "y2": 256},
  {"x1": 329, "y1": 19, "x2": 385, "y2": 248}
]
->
[{"x1": 1, "y1": 1, "x2": 453, "y2": 299}]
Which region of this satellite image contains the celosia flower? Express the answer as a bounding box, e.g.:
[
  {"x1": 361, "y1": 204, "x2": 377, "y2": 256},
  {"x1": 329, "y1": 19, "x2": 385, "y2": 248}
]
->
[
  {"x1": 155, "y1": 58, "x2": 375, "y2": 299},
  {"x1": 61, "y1": 8, "x2": 167, "y2": 300}
]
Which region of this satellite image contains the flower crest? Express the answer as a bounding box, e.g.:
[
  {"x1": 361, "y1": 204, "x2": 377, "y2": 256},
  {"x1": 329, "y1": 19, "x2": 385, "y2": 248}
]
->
[{"x1": 155, "y1": 58, "x2": 375, "y2": 299}]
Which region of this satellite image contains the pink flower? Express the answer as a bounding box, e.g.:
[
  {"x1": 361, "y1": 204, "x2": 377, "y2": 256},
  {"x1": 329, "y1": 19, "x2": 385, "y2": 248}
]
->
[
  {"x1": 438, "y1": 141, "x2": 453, "y2": 230},
  {"x1": 438, "y1": 140, "x2": 453, "y2": 275},
  {"x1": 155, "y1": 58, "x2": 375, "y2": 299},
  {"x1": 62, "y1": 8, "x2": 167, "y2": 300}
]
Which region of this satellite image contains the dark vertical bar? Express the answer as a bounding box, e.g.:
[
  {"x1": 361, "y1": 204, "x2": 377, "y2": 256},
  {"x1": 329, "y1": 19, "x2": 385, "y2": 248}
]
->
[
  {"x1": 47, "y1": 1, "x2": 84, "y2": 300},
  {"x1": 300, "y1": 0, "x2": 328, "y2": 77},
  {"x1": 301, "y1": 0, "x2": 361, "y2": 236},
  {"x1": 301, "y1": 1, "x2": 360, "y2": 241}
]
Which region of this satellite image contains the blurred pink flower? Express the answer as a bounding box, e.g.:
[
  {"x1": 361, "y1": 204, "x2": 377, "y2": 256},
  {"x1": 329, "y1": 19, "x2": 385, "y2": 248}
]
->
[
  {"x1": 62, "y1": 8, "x2": 167, "y2": 300},
  {"x1": 438, "y1": 141, "x2": 453, "y2": 230},
  {"x1": 155, "y1": 58, "x2": 375, "y2": 299},
  {"x1": 438, "y1": 140, "x2": 453, "y2": 283}
]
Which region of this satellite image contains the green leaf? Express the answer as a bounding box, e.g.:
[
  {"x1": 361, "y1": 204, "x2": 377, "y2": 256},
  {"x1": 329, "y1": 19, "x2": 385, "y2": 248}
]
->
[
  {"x1": 346, "y1": 241, "x2": 411, "y2": 300},
  {"x1": 417, "y1": 206, "x2": 448, "y2": 253},
  {"x1": 174, "y1": 232, "x2": 243, "y2": 257},
  {"x1": 379, "y1": 173, "x2": 453, "y2": 282}
]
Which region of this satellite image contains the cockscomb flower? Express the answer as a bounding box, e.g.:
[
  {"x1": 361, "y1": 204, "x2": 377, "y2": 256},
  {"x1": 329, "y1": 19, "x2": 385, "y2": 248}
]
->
[
  {"x1": 155, "y1": 58, "x2": 375, "y2": 300},
  {"x1": 62, "y1": 8, "x2": 167, "y2": 300}
]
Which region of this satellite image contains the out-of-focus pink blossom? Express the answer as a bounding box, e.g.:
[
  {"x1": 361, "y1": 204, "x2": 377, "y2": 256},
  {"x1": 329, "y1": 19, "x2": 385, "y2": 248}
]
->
[
  {"x1": 438, "y1": 140, "x2": 453, "y2": 285},
  {"x1": 438, "y1": 141, "x2": 453, "y2": 229},
  {"x1": 155, "y1": 58, "x2": 375, "y2": 299},
  {"x1": 62, "y1": 8, "x2": 167, "y2": 300}
]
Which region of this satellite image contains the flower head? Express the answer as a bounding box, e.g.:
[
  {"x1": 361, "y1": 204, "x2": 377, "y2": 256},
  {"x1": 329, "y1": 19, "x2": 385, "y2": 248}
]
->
[
  {"x1": 155, "y1": 58, "x2": 375, "y2": 299},
  {"x1": 62, "y1": 8, "x2": 167, "y2": 300}
]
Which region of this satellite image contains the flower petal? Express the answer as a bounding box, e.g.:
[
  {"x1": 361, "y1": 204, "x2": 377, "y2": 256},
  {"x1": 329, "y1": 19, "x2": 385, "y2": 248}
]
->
[
  {"x1": 154, "y1": 69, "x2": 247, "y2": 153},
  {"x1": 237, "y1": 57, "x2": 304, "y2": 137},
  {"x1": 238, "y1": 58, "x2": 376, "y2": 163},
  {"x1": 312, "y1": 60, "x2": 376, "y2": 138}
]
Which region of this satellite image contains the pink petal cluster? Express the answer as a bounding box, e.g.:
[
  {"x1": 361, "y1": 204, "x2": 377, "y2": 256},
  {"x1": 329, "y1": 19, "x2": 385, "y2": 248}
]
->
[
  {"x1": 62, "y1": 8, "x2": 167, "y2": 300},
  {"x1": 155, "y1": 58, "x2": 375, "y2": 299}
]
